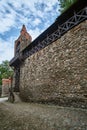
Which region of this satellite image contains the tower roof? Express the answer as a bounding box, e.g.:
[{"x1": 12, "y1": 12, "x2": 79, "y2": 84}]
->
[
  {"x1": 14, "y1": 25, "x2": 32, "y2": 55},
  {"x1": 15, "y1": 25, "x2": 32, "y2": 43},
  {"x1": 20, "y1": 24, "x2": 27, "y2": 34},
  {"x1": 20, "y1": 25, "x2": 32, "y2": 41}
]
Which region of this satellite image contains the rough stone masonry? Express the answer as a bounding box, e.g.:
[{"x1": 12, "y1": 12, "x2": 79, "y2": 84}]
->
[
  {"x1": 10, "y1": 0, "x2": 87, "y2": 108},
  {"x1": 19, "y1": 20, "x2": 87, "y2": 108}
]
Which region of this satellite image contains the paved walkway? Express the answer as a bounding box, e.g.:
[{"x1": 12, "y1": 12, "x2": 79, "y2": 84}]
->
[
  {"x1": 0, "y1": 97, "x2": 8, "y2": 102},
  {"x1": 0, "y1": 101, "x2": 87, "y2": 130}
]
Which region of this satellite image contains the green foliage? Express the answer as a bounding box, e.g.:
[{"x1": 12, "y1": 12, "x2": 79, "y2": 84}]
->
[
  {"x1": 58, "y1": 0, "x2": 77, "y2": 13},
  {"x1": 0, "y1": 60, "x2": 13, "y2": 85}
]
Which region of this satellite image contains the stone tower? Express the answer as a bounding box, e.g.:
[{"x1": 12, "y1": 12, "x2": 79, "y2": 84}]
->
[
  {"x1": 15, "y1": 25, "x2": 32, "y2": 56},
  {"x1": 10, "y1": 25, "x2": 32, "y2": 93}
]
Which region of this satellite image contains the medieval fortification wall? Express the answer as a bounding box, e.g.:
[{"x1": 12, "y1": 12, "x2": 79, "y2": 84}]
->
[
  {"x1": 9, "y1": 0, "x2": 87, "y2": 108},
  {"x1": 19, "y1": 20, "x2": 87, "y2": 108}
]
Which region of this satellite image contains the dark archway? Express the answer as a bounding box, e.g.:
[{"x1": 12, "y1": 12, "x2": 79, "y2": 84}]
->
[{"x1": 14, "y1": 67, "x2": 20, "y2": 92}]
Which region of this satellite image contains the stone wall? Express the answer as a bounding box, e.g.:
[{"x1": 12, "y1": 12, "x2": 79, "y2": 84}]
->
[
  {"x1": 19, "y1": 20, "x2": 87, "y2": 108},
  {"x1": 2, "y1": 78, "x2": 11, "y2": 97}
]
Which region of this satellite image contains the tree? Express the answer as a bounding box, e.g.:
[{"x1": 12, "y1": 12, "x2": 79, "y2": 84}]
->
[
  {"x1": 58, "y1": 0, "x2": 77, "y2": 13},
  {"x1": 0, "y1": 60, "x2": 13, "y2": 85}
]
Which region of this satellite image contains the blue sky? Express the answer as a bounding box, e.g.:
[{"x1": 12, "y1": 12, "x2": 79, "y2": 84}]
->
[{"x1": 0, "y1": 0, "x2": 60, "y2": 63}]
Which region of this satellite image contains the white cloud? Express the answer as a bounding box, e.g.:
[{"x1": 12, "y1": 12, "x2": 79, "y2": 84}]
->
[
  {"x1": 0, "y1": 37, "x2": 15, "y2": 63},
  {"x1": 0, "y1": 0, "x2": 59, "y2": 34},
  {"x1": 36, "y1": 10, "x2": 44, "y2": 18},
  {"x1": 29, "y1": 28, "x2": 42, "y2": 40},
  {"x1": 33, "y1": 18, "x2": 41, "y2": 26},
  {"x1": 0, "y1": 1, "x2": 16, "y2": 34},
  {"x1": 0, "y1": 14, "x2": 16, "y2": 33},
  {"x1": 0, "y1": 0, "x2": 59, "y2": 63}
]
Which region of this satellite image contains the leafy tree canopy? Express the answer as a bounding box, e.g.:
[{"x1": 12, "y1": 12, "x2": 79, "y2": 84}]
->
[
  {"x1": 58, "y1": 0, "x2": 77, "y2": 13},
  {"x1": 0, "y1": 60, "x2": 13, "y2": 85}
]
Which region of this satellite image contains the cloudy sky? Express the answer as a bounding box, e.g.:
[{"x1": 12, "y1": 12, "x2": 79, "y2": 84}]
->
[{"x1": 0, "y1": 0, "x2": 60, "y2": 63}]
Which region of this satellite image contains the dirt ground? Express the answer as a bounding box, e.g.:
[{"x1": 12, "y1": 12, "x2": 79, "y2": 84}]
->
[{"x1": 0, "y1": 101, "x2": 87, "y2": 130}]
